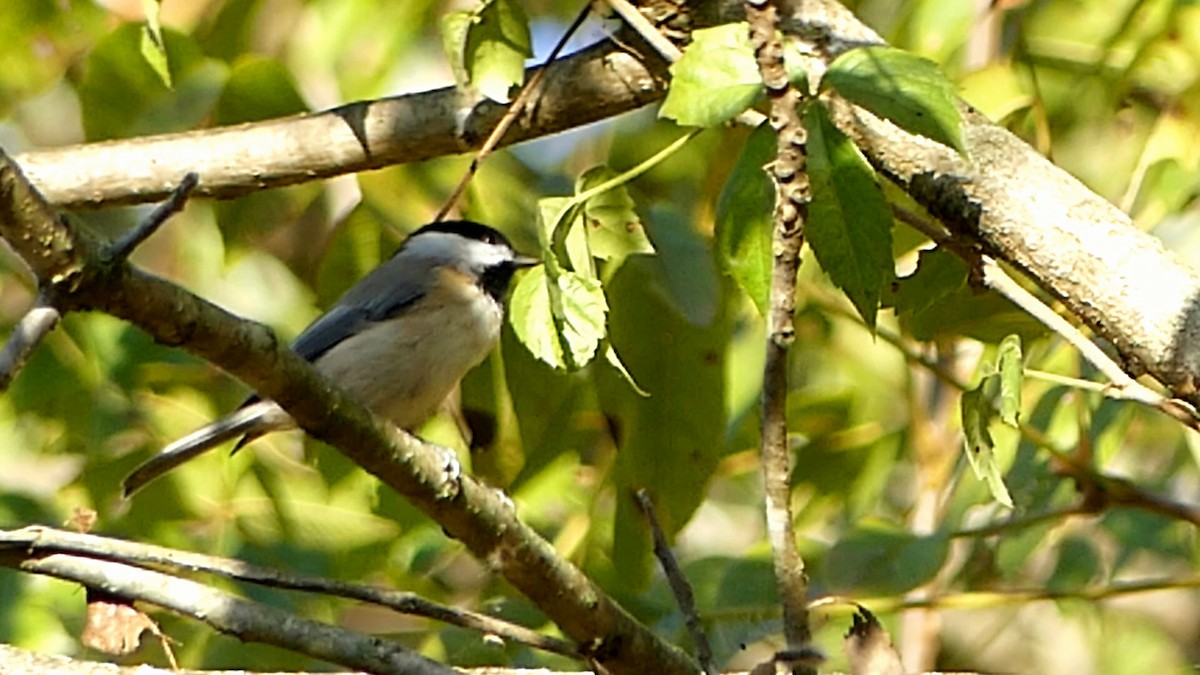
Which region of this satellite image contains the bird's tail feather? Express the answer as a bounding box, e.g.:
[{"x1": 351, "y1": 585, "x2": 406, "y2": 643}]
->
[{"x1": 122, "y1": 401, "x2": 286, "y2": 498}]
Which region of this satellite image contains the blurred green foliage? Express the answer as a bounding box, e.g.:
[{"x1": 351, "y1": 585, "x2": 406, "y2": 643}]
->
[{"x1": 1, "y1": 1, "x2": 1199, "y2": 674}]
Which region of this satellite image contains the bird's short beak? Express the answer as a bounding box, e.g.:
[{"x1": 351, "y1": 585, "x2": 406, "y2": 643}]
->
[{"x1": 513, "y1": 254, "x2": 540, "y2": 268}]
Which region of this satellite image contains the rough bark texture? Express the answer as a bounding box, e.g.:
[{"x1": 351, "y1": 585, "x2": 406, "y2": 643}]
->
[{"x1": 16, "y1": 40, "x2": 668, "y2": 209}]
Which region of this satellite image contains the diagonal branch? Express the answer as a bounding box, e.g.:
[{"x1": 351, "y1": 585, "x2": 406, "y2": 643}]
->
[
  {"x1": 0, "y1": 551, "x2": 455, "y2": 675},
  {"x1": 16, "y1": 40, "x2": 668, "y2": 210},
  {"x1": 0, "y1": 526, "x2": 579, "y2": 660},
  {"x1": 0, "y1": 151, "x2": 697, "y2": 675}
]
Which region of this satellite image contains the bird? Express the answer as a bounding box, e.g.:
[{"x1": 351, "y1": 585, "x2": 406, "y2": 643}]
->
[{"x1": 122, "y1": 220, "x2": 537, "y2": 497}]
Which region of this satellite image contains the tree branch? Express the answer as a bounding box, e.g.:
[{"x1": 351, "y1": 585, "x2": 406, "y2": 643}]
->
[
  {"x1": 744, "y1": 0, "x2": 813, "y2": 663},
  {"x1": 0, "y1": 552, "x2": 454, "y2": 675},
  {"x1": 15, "y1": 40, "x2": 668, "y2": 210},
  {"x1": 0, "y1": 526, "x2": 578, "y2": 660},
  {"x1": 0, "y1": 151, "x2": 696, "y2": 675}
]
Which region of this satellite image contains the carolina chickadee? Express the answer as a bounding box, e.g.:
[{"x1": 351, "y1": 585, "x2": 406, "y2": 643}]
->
[{"x1": 122, "y1": 220, "x2": 537, "y2": 497}]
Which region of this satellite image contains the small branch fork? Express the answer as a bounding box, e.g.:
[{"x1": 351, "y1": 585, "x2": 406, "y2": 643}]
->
[
  {"x1": 0, "y1": 172, "x2": 199, "y2": 393},
  {"x1": 743, "y1": 0, "x2": 814, "y2": 664}
]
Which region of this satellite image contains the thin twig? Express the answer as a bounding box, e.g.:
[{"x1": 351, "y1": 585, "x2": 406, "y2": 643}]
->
[
  {"x1": 0, "y1": 525, "x2": 578, "y2": 659},
  {"x1": 979, "y1": 257, "x2": 1200, "y2": 431},
  {"x1": 744, "y1": 0, "x2": 813, "y2": 664},
  {"x1": 0, "y1": 296, "x2": 60, "y2": 391},
  {"x1": 604, "y1": 0, "x2": 682, "y2": 61},
  {"x1": 634, "y1": 490, "x2": 716, "y2": 675},
  {"x1": 108, "y1": 172, "x2": 199, "y2": 260},
  {"x1": 4, "y1": 552, "x2": 455, "y2": 675},
  {"x1": 435, "y1": 4, "x2": 592, "y2": 222}
]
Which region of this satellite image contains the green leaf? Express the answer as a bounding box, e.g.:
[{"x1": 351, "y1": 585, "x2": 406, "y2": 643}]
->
[
  {"x1": 823, "y1": 45, "x2": 967, "y2": 156},
  {"x1": 660, "y1": 22, "x2": 763, "y2": 127},
  {"x1": 598, "y1": 257, "x2": 731, "y2": 585},
  {"x1": 439, "y1": 10, "x2": 473, "y2": 89},
  {"x1": 140, "y1": 0, "x2": 171, "y2": 88},
  {"x1": 715, "y1": 122, "x2": 775, "y2": 315},
  {"x1": 576, "y1": 167, "x2": 654, "y2": 261},
  {"x1": 804, "y1": 101, "x2": 894, "y2": 328},
  {"x1": 645, "y1": 206, "x2": 720, "y2": 327},
  {"x1": 455, "y1": 0, "x2": 532, "y2": 103},
  {"x1": 997, "y1": 334, "x2": 1023, "y2": 427},
  {"x1": 961, "y1": 376, "x2": 1015, "y2": 508},
  {"x1": 824, "y1": 521, "x2": 950, "y2": 595},
  {"x1": 215, "y1": 56, "x2": 308, "y2": 125},
  {"x1": 79, "y1": 23, "x2": 226, "y2": 140},
  {"x1": 903, "y1": 284, "x2": 1047, "y2": 344},
  {"x1": 890, "y1": 247, "x2": 968, "y2": 315},
  {"x1": 509, "y1": 265, "x2": 607, "y2": 370}
]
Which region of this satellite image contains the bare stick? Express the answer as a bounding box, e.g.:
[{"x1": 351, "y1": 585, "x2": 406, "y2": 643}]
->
[
  {"x1": 0, "y1": 297, "x2": 60, "y2": 391},
  {"x1": 745, "y1": 0, "x2": 814, "y2": 662},
  {"x1": 634, "y1": 490, "x2": 715, "y2": 675},
  {"x1": 108, "y1": 172, "x2": 199, "y2": 260},
  {"x1": 3, "y1": 552, "x2": 455, "y2": 675},
  {"x1": 434, "y1": 4, "x2": 593, "y2": 221},
  {"x1": 604, "y1": 0, "x2": 683, "y2": 61},
  {"x1": 0, "y1": 525, "x2": 578, "y2": 659}
]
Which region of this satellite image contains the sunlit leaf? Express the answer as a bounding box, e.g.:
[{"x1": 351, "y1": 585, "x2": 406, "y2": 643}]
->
[
  {"x1": 805, "y1": 101, "x2": 894, "y2": 328},
  {"x1": 660, "y1": 22, "x2": 762, "y2": 127},
  {"x1": 509, "y1": 265, "x2": 607, "y2": 370},
  {"x1": 997, "y1": 334, "x2": 1023, "y2": 427},
  {"x1": 576, "y1": 167, "x2": 654, "y2": 261},
  {"x1": 140, "y1": 0, "x2": 171, "y2": 88},
  {"x1": 442, "y1": 0, "x2": 531, "y2": 103},
  {"x1": 823, "y1": 45, "x2": 967, "y2": 155},
  {"x1": 961, "y1": 376, "x2": 1015, "y2": 508}
]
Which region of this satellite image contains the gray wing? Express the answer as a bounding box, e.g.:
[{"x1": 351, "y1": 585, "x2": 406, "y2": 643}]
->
[{"x1": 290, "y1": 253, "x2": 433, "y2": 362}]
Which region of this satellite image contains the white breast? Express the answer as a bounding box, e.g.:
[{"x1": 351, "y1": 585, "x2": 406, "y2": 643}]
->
[{"x1": 314, "y1": 269, "x2": 503, "y2": 430}]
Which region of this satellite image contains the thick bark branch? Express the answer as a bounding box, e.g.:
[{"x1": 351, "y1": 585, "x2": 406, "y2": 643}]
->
[
  {"x1": 0, "y1": 154, "x2": 697, "y2": 675},
  {"x1": 16, "y1": 40, "x2": 668, "y2": 209},
  {"x1": 767, "y1": 0, "x2": 1200, "y2": 406}
]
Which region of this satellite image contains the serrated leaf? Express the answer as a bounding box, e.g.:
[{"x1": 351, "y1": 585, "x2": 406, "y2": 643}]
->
[
  {"x1": 140, "y1": 0, "x2": 171, "y2": 88},
  {"x1": 510, "y1": 265, "x2": 607, "y2": 370},
  {"x1": 660, "y1": 22, "x2": 763, "y2": 127},
  {"x1": 823, "y1": 46, "x2": 967, "y2": 156},
  {"x1": 576, "y1": 167, "x2": 654, "y2": 261},
  {"x1": 890, "y1": 247, "x2": 968, "y2": 315},
  {"x1": 466, "y1": 0, "x2": 531, "y2": 103},
  {"x1": 961, "y1": 377, "x2": 1015, "y2": 508},
  {"x1": 716, "y1": 123, "x2": 775, "y2": 315},
  {"x1": 997, "y1": 334, "x2": 1023, "y2": 427},
  {"x1": 805, "y1": 102, "x2": 894, "y2": 328}
]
